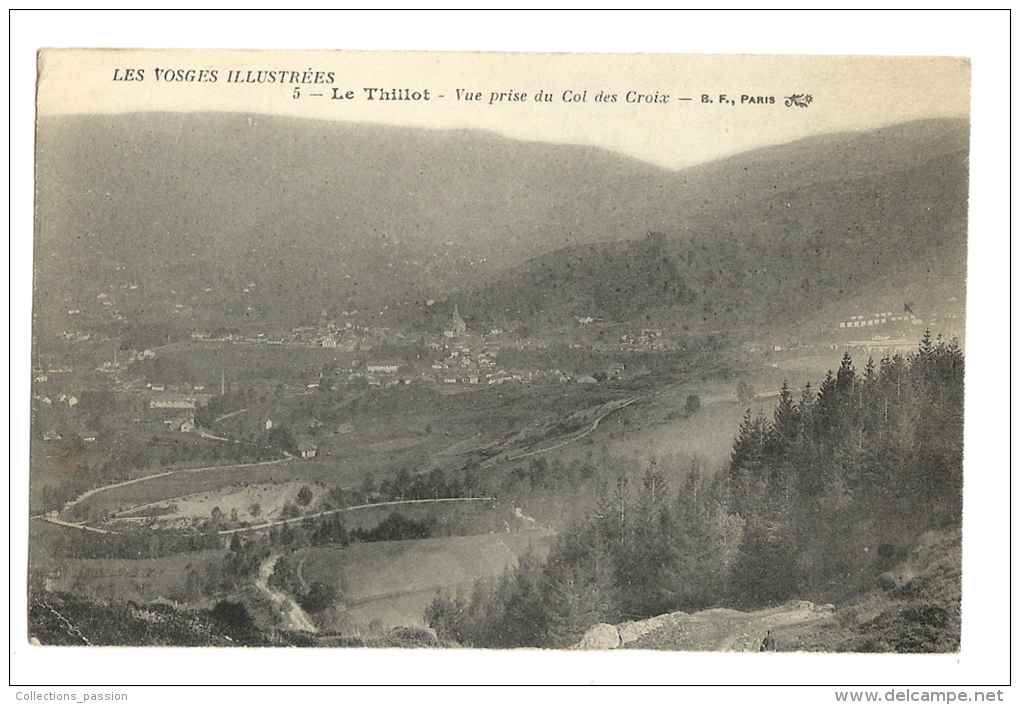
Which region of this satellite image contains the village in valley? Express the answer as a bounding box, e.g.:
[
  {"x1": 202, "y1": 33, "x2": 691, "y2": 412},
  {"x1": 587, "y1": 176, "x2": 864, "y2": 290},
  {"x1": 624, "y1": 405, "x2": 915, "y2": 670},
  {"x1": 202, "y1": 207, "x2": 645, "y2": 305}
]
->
[{"x1": 35, "y1": 278, "x2": 965, "y2": 466}]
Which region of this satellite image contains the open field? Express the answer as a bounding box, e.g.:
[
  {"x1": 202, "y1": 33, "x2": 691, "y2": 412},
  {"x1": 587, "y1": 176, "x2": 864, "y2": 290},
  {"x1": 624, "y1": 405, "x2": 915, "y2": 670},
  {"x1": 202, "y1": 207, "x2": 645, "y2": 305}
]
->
[
  {"x1": 29, "y1": 520, "x2": 225, "y2": 605},
  {"x1": 64, "y1": 460, "x2": 303, "y2": 519},
  {"x1": 133, "y1": 341, "x2": 358, "y2": 388},
  {"x1": 594, "y1": 398, "x2": 752, "y2": 465},
  {"x1": 534, "y1": 376, "x2": 809, "y2": 472},
  {"x1": 209, "y1": 497, "x2": 519, "y2": 538},
  {"x1": 772, "y1": 352, "x2": 856, "y2": 377},
  {"x1": 362, "y1": 437, "x2": 428, "y2": 453},
  {"x1": 36, "y1": 374, "x2": 774, "y2": 633},
  {"x1": 112, "y1": 481, "x2": 330, "y2": 525},
  {"x1": 297, "y1": 529, "x2": 555, "y2": 631},
  {"x1": 481, "y1": 396, "x2": 640, "y2": 467},
  {"x1": 63, "y1": 382, "x2": 642, "y2": 524}
]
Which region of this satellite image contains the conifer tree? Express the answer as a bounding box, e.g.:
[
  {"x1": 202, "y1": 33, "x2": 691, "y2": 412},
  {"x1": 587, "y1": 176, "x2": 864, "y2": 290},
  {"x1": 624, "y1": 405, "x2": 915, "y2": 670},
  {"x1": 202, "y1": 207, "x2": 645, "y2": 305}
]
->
[
  {"x1": 543, "y1": 520, "x2": 619, "y2": 646},
  {"x1": 771, "y1": 381, "x2": 800, "y2": 455}
]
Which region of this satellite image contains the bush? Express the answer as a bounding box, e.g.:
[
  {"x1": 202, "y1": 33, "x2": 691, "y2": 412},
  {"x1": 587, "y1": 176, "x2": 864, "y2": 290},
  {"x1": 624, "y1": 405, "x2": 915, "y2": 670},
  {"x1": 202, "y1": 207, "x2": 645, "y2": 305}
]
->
[
  {"x1": 685, "y1": 394, "x2": 702, "y2": 414},
  {"x1": 210, "y1": 600, "x2": 262, "y2": 644},
  {"x1": 296, "y1": 581, "x2": 337, "y2": 614},
  {"x1": 350, "y1": 512, "x2": 434, "y2": 542}
]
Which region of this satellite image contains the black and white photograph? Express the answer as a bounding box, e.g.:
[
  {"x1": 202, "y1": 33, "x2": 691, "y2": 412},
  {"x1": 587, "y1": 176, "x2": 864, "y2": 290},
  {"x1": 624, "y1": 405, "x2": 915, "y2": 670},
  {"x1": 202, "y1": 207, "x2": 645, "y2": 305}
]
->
[{"x1": 10, "y1": 12, "x2": 1011, "y2": 691}]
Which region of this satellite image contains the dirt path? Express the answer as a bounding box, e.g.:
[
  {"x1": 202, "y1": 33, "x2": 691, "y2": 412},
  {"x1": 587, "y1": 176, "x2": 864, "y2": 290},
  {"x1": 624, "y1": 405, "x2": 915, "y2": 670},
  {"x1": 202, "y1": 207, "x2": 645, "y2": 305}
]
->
[
  {"x1": 35, "y1": 515, "x2": 111, "y2": 534},
  {"x1": 213, "y1": 408, "x2": 249, "y2": 423},
  {"x1": 192, "y1": 426, "x2": 231, "y2": 442},
  {"x1": 481, "y1": 396, "x2": 640, "y2": 468},
  {"x1": 219, "y1": 496, "x2": 497, "y2": 535},
  {"x1": 617, "y1": 601, "x2": 835, "y2": 652},
  {"x1": 255, "y1": 554, "x2": 318, "y2": 633},
  {"x1": 296, "y1": 556, "x2": 310, "y2": 594}
]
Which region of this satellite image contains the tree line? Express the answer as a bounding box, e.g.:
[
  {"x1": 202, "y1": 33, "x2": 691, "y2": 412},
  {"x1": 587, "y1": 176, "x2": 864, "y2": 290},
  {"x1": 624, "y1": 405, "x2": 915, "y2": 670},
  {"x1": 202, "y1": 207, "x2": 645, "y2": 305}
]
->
[{"x1": 426, "y1": 334, "x2": 964, "y2": 647}]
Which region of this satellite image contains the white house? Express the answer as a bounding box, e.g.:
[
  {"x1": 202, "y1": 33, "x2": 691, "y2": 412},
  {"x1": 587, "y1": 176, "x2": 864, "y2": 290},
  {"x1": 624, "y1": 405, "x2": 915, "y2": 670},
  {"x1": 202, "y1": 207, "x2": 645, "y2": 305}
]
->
[{"x1": 297, "y1": 439, "x2": 318, "y2": 459}]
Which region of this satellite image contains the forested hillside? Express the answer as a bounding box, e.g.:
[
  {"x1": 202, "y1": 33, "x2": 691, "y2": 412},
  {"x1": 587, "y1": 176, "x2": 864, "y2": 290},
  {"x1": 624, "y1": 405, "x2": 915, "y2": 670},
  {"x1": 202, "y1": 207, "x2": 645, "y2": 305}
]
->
[
  {"x1": 428, "y1": 143, "x2": 968, "y2": 333},
  {"x1": 34, "y1": 115, "x2": 966, "y2": 341},
  {"x1": 425, "y1": 333, "x2": 964, "y2": 649}
]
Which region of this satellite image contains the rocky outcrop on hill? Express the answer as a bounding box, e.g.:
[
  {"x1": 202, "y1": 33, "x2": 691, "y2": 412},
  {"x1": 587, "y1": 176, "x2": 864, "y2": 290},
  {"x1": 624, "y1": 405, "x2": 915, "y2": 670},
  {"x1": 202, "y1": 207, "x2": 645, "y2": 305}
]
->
[
  {"x1": 573, "y1": 602, "x2": 835, "y2": 651},
  {"x1": 571, "y1": 528, "x2": 959, "y2": 653},
  {"x1": 574, "y1": 623, "x2": 623, "y2": 650}
]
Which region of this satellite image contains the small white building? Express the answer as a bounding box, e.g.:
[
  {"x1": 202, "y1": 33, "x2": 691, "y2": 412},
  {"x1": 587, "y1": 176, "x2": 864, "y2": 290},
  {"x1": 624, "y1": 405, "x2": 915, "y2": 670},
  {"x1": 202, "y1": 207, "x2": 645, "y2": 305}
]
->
[
  {"x1": 366, "y1": 361, "x2": 401, "y2": 374},
  {"x1": 297, "y1": 439, "x2": 318, "y2": 459}
]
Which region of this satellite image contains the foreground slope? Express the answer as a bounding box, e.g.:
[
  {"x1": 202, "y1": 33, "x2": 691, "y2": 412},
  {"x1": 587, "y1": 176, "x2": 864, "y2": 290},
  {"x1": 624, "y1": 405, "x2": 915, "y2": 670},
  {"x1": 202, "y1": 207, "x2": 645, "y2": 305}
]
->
[{"x1": 572, "y1": 527, "x2": 962, "y2": 652}]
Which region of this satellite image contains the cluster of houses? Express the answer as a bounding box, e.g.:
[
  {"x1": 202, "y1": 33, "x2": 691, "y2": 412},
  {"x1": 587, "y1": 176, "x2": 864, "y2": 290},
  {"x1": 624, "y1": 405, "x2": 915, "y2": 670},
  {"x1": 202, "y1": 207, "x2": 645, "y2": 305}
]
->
[
  {"x1": 36, "y1": 304, "x2": 657, "y2": 449},
  {"x1": 192, "y1": 318, "x2": 410, "y2": 352},
  {"x1": 838, "y1": 312, "x2": 923, "y2": 329},
  {"x1": 428, "y1": 333, "x2": 502, "y2": 385},
  {"x1": 165, "y1": 415, "x2": 196, "y2": 433},
  {"x1": 312, "y1": 308, "x2": 644, "y2": 389},
  {"x1": 155, "y1": 409, "x2": 320, "y2": 459},
  {"x1": 146, "y1": 383, "x2": 214, "y2": 410},
  {"x1": 187, "y1": 308, "x2": 680, "y2": 390},
  {"x1": 593, "y1": 328, "x2": 680, "y2": 353}
]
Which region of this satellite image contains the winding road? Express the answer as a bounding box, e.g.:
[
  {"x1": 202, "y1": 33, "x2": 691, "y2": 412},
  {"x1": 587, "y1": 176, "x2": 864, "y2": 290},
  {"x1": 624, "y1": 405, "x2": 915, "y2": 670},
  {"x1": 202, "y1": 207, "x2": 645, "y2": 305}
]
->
[
  {"x1": 35, "y1": 457, "x2": 293, "y2": 534},
  {"x1": 218, "y1": 496, "x2": 498, "y2": 535},
  {"x1": 255, "y1": 554, "x2": 317, "y2": 633}
]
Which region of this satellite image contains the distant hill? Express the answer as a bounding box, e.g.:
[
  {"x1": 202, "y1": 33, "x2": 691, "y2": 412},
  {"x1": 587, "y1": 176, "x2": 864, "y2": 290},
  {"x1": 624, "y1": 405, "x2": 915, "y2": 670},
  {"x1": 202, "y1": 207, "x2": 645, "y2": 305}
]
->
[
  {"x1": 33, "y1": 114, "x2": 968, "y2": 341},
  {"x1": 34, "y1": 113, "x2": 674, "y2": 334},
  {"x1": 425, "y1": 123, "x2": 969, "y2": 334}
]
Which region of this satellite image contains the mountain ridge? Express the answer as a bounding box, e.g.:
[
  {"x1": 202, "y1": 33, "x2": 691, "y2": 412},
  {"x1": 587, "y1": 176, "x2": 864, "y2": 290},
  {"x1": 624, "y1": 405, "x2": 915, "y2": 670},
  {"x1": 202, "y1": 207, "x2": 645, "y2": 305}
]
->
[{"x1": 33, "y1": 114, "x2": 968, "y2": 339}]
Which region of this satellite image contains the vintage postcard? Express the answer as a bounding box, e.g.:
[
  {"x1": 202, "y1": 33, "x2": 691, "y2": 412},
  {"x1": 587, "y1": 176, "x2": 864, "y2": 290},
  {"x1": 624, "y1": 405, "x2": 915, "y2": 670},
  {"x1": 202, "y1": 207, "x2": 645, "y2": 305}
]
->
[{"x1": 24, "y1": 45, "x2": 979, "y2": 679}]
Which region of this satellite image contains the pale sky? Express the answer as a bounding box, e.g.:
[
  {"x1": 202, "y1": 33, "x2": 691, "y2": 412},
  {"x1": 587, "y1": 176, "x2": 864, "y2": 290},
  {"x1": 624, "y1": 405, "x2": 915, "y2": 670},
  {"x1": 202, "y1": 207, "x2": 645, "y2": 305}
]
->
[{"x1": 36, "y1": 49, "x2": 970, "y2": 170}]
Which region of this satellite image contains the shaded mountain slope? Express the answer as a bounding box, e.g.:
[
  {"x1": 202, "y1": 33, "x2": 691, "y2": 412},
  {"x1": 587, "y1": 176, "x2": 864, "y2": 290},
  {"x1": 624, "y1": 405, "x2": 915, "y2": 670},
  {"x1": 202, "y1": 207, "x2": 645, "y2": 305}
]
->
[
  {"x1": 438, "y1": 145, "x2": 968, "y2": 333},
  {"x1": 34, "y1": 114, "x2": 968, "y2": 338}
]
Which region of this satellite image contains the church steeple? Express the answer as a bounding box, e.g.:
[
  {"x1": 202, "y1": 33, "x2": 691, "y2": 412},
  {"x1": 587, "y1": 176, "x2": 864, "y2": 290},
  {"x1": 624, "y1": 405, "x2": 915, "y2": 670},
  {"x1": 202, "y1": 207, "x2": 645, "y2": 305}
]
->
[{"x1": 451, "y1": 305, "x2": 467, "y2": 335}]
